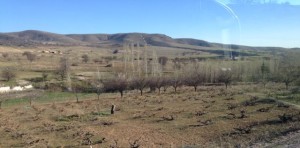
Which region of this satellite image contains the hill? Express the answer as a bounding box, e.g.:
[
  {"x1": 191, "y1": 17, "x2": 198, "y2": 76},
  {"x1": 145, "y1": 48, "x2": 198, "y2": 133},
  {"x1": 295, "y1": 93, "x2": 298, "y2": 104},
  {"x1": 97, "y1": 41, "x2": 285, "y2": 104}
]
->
[{"x1": 0, "y1": 30, "x2": 291, "y2": 52}]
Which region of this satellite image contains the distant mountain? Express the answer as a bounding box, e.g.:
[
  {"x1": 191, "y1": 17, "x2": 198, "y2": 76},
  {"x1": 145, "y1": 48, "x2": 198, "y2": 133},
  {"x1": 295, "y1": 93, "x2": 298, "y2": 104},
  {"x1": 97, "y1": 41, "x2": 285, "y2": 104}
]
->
[
  {"x1": 66, "y1": 33, "x2": 180, "y2": 47},
  {"x1": 0, "y1": 30, "x2": 217, "y2": 47},
  {"x1": 0, "y1": 30, "x2": 85, "y2": 46},
  {"x1": 0, "y1": 30, "x2": 289, "y2": 51}
]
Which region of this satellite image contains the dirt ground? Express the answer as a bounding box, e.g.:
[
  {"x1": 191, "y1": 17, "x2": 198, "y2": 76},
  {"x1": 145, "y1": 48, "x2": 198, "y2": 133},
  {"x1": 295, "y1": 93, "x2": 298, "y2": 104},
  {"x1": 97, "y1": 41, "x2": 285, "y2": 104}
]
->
[{"x1": 1, "y1": 84, "x2": 300, "y2": 148}]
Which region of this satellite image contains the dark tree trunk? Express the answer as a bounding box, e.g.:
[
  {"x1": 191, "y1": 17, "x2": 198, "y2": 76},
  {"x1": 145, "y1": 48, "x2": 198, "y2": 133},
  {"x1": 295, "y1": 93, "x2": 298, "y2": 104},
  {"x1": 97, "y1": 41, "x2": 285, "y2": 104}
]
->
[
  {"x1": 120, "y1": 91, "x2": 123, "y2": 98},
  {"x1": 111, "y1": 105, "x2": 115, "y2": 114},
  {"x1": 194, "y1": 86, "x2": 197, "y2": 91},
  {"x1": 140, "y1": 89, "x2": 143, "y2": 96},
  {"x1": 76, "y1": 94, "x2": 79, "y2": 103},
  {"x1": 163, "y1": 87, "x2": 167, "y2": 92}
]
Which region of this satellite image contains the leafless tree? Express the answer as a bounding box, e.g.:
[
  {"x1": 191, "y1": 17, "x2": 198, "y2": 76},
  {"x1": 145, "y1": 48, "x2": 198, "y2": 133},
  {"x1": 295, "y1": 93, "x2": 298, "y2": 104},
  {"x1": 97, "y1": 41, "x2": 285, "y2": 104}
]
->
[
  {"x1": 184, "y1": 72, "x2": 205, "y2": 91},
  {"x1": 131, "y1": 77, "x2": 149, "y2": 96},
  {"x1": 170, "y1": 76, "x2": 182, "y2": 93},
  {"x1": 2, "y1": 53, "x2": 9, "y2": 58},
  {"x1": 150, "y1": 76, "x2": 169, "y2": 94},
  {"x1": 56, "y1": 57, "x2": 70, "y2": 81},
  {"x1": 71, "y1": 81, "x2": 85, "y2": 103},
  {"x1": 218, "y1": 70, "x2": 233, "y2": 89},
  {"x1": 1, "y1": 67, "x2": 16, "y2": 81},
  {"x1": 92, "y1": 79, "x2": 103, "y2": 100},
  {"x1": 158, "y1": 56, "x2": 168, "y2": 70},
  {"x1": 23, "y1": 51, "x2": 36, "y2": 63},
  {"x1": 103, "y1": 76, "x2": 128, "y2": 98},
  {"x1": 148, "y1": 77, "x2": 157, "y2": 92},
  {"x1": 82, "y1": 54, "x2": 89, "y2": 63},
  {"x1": 42, "y1": 72, "x2": 48, "y2": 82}
]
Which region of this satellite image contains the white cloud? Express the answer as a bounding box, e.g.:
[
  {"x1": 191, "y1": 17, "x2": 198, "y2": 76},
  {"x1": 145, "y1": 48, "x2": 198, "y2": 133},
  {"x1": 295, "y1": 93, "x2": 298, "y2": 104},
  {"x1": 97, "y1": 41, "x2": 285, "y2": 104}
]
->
[
  {"x1": 217, "y1": 0, "x2": 300, "y2": 5},
  {"x1": 277, "y1": 0, "x2": 300, "y2": 5}
]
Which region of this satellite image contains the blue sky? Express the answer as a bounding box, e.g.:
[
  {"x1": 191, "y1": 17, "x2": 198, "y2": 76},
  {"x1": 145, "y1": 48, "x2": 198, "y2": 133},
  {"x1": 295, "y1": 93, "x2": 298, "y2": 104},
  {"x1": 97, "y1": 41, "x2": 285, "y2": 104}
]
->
[{"x1": 0, "y1": 0, "x2": 299, "y2": 48}]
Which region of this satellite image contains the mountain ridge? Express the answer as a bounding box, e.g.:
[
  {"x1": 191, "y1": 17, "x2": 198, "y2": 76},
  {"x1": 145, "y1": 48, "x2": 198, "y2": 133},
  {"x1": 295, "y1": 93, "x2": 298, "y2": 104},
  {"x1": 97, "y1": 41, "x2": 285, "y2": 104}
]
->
[{"x1": 0, "y1": 30, "x2": 292, "y2": 51}]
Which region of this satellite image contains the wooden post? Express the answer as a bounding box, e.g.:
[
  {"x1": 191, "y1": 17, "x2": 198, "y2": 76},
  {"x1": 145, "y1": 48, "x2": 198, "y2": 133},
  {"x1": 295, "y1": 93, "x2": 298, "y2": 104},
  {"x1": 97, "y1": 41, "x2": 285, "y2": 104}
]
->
[{"x1": 111, "y1": 105, "x2": 115, "y2": 114}]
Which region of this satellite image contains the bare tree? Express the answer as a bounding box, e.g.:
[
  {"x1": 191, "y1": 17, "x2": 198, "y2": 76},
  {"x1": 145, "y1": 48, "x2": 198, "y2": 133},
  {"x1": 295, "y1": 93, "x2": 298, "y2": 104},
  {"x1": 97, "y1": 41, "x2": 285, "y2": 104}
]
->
[
  {"x1": 103, "y1": 76, "x2": 127, "y2": 98},
  {"x1": 92, "y1": 67, "x2": 103, "y2": 100},
  {"x1": 218, "y1": 70, "x2": 233, "y2": 89},
  {"x1": 2, "y1": 53, "x2": 9, "y2": 58},
  {"x1": 92, "y1": 79, "x2": 103, "y2": 100},
  {"x1": 184, "y1": 72, "x2": 205, "y2": 91},
  {"x1": 158, "y1": 56, "x2": 168, "y2": 70},
  {"x1": 148, "y1": 79, "x2": 156, "y2": 92},
  {"x1": 56, "y1": 57, "x2": 70, "y2": 81},
  {"x1": 82, "y1": 54, "x2": 89, "y2": 63},
  {"x1": 28, "y1": 91, "x2": 43, "y2": 106},
  {"x1": 170, "y1": 76, "x2": 182, "y2": 93},
  {"x1": 275, "y1": 67, "x2": 296, "y2": 90},
  {"x1": 131, "y1": 77, "x2": 149, "y2": 96},
  {"x1": 150, "y1": 76, "x2": 169, "y2": 94},
  {"x1": 72, "y1": 81, "x2": 83, "y2": 103},
  {"x1": 42, "y1": 72, "x2": 48, "y2": 82},
  {"x1": 162, "y1": 77, "x2": 171, "y2": 92},
  {"x1": 1, "y1": 67, "x2": 16, "y2": 81},
  {"x1": 23, "y1": 51, "x2": 37, "y2": 65}
]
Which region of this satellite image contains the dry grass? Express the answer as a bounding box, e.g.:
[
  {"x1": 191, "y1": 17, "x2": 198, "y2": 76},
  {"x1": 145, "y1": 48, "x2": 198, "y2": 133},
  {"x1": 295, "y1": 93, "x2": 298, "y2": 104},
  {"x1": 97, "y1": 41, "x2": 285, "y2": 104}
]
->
[{"x1": 1, "y1": 45, "x2": 300, "y2": 147}]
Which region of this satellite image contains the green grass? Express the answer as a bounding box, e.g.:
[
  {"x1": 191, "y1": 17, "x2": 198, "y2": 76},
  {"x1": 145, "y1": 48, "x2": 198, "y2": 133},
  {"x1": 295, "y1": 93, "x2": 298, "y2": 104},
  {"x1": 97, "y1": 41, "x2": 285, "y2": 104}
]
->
[
  {"x1": 2, "y1": 92, "x2": 94, "y2": 107},
  {"x1": 91, "y1": 111, "x2": 111, "y2": 116},
  {"x1": 2, "y1": 97, "x2": 28, "y2": 107},
  {"x1": 275, "y1": 94, "x2": 300, "y2": 105}
]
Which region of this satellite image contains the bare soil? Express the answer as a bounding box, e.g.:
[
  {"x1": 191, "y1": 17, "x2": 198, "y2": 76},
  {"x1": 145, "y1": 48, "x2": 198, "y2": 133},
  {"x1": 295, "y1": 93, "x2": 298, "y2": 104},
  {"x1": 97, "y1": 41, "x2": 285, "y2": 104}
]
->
[{"x1": 1, "y1": 85, "x2": 300, "y2": 147}]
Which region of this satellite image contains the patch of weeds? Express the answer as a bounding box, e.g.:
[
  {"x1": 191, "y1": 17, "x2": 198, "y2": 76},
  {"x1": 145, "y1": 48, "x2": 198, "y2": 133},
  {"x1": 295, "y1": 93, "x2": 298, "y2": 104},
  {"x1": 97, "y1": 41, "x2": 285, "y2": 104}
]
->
[
  {"x1": 278, "y1": 114, "x2": 293, "y2": 123},
  {"x1": 229, "y1": 125, "x2": 253, "y2": 135},
  {"x1": 227, "y1": 103, "x2": 238, "y2": 110},
  {"x1": 195, "y1": 111, "x2": 207, "y2": 116},
  {"x1": 55, "y1": 116, "x2": 71, "y2": 122},
  {"x1": 224, "y1": 97, "x2": 234, "y2": 101},
  {"x1": 189, "y1": 120, "x2": 213, "y2": 127},
  {"x1": 277, "y1": 102, "x2": 290, "y2": 108},
  {"x1": 157, "y1": 115, "x2": 175, "y2": 122},
  {"x1": 257, "y1": 107, "x2": 270, "y2": 112},
  {"x1": 241, "y1": 100, "x2": 256, "y2": 106},
  {"x1": 255, "y1": 98, "x2": 277, "y2": 104},
  {"x1": 55, "y1": 114, "x2": 82, "y2": 122},
  {"x1": 91, "y1": 111, "x2": 111, "y2": 116}
]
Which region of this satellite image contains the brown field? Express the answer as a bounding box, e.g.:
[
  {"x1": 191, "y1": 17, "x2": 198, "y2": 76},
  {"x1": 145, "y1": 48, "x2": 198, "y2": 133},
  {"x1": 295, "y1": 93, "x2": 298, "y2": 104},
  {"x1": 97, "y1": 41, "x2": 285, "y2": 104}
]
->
[
  {"x1": 1, "y1": 43, "x2": 300, "y2": 147},
  {"x1": 1, "y1": 84, "x2": 300, "y2": 147}
]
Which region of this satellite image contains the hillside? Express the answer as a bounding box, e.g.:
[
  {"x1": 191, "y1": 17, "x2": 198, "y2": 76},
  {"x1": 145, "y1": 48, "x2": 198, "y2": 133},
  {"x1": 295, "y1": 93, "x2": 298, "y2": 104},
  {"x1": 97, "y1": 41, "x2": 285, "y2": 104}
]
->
[{"x1": 0, "y1": 30, "x2": 291, "y2": 51}]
